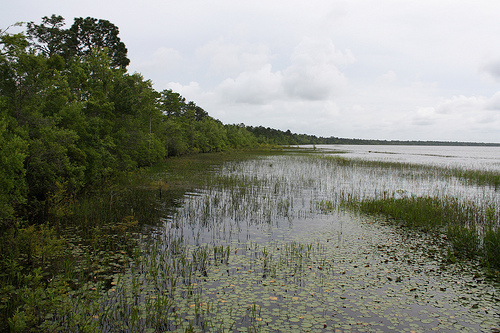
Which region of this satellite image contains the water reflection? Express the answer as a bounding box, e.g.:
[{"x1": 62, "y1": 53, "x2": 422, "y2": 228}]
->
[
  {"x1": 90, "y1": 151, "x2": 500, "y2": 332},
  {"x1": 301, "y1": 144, "x2": 500, "y2": 171}
]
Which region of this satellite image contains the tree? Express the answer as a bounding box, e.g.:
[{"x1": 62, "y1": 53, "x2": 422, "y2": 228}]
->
[
  {"x1": 26, "y1": 15, "x2": 68, "y2": 57},
  {"x1": 165, "y1": 118, "x2": 189, "y2": 156},
  {"x1": 26, "y1": 15, "x2": 130, "y2": 69},
  {"x1": 225, "y1": 124, "x2": 256, "y2": 148},
  {"x1": 159, "y1": 89, "x2": 186, "y2": 118},
  {"x1": 68, "y1": 17, "x2": 130, "y2": 69},
  {"x1": 0, "y1": 118, "x2": 28, "y2": 228},
  {"x1": 194, "y1": 118, "x2": 227, "y2": 152}
]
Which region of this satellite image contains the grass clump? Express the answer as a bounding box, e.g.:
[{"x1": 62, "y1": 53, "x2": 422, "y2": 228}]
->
[
  {"x1": 484, "y1": 227, "x2": 500, "y2": 269},
  {"x1": 355, "y1": 196, "x2": 500, "y2": 267},
  {"x1": 357, "y1": 196, "x2": 464, "y2": 231},
  {"x1": 446, "y1": 223, "x2": 480, "y2": 259},
  {"x1": 452, "y1": 169, "x2": 500, "y2": 189}
]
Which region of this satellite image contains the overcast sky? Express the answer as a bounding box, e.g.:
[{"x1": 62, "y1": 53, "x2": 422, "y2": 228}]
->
[{"x1": 3, "y1": 0, "x2": 500, "y2": 142}]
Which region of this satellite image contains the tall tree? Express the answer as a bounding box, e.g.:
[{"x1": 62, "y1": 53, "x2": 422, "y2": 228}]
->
[
  {"x1": 26, "y1": 15, "x2": 68, "y2": 57},
  {"x1": 159, "y1": 89, "x2": 186, "y2": 118},
  {"x1": 68, "y1": 17, "x2": 130, "y2": 69},
  {"x1": 27, "y1": 15, "x2": 130, "y2": 69}
]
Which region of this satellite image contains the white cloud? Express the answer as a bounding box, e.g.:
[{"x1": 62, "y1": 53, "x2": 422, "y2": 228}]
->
[
  {"x1": 201, "y1": 37, "x2": 355, "y2": 105},
  {"x1": 413, "y1": 107, "x2": 439, "y2": 126},
  {"x1": 283, "y1": 38, "x2": 354, "y2": 100},
  {"x1": 405, "y1": 92, "x2": 500, "y2": 141},
  {"x1": 375, "y1": 71, "x2": 397, "y2": 85},
  {"x1": 197, "y1": 39, "x2": 272, "y2": 77},
  {"x1": 481, "y1": 59, "x2": 500, "y2": 81},
  {"x1": 435, "y1": 95, "x2": 486, "y2": 115},
  {"x1": 164, "y1": 81, "x2": 202, "y2": 101},
  {"x1": 149, "y1": 47, "x2": 183, "y2": 70},
  {"x1": 130, "y1": 47, "x2": 184, "y2": 87},
  {"x1": 485, "y1": 92, "x2": 500, "y2": 111},
  {"x1": 216, "y1": 64, "x2": 283, "y2": 105}
]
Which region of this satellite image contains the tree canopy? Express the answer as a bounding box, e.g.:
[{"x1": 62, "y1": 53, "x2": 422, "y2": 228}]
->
[
  {"x1": 0, "y1": 15, "x2": 272, "y2": 227},
  {"x1": 26, "y1": 14, "x2": 130, "y2": 68}
]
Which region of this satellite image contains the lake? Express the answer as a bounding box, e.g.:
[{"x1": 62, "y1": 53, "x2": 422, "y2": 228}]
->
[
  {"x1": 52, "y1": 147, "x2": 500, "y2": 332},
  {"x1": 301, "y1": 144, "x2": 500, "y2": 172}
]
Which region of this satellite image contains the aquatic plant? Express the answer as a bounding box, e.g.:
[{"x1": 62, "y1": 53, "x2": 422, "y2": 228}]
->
[{"x1": 5, "y1": 149, "x2": 500, "y2": 331}]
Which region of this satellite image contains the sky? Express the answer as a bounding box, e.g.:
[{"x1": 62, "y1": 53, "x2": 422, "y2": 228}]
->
[{"x1": 3, "y1": 0, "x2": 500, "y2": 143}]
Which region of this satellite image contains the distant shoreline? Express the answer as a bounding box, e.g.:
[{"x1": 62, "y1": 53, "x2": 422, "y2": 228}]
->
[
  {"x1": 318, "y1": 139, "x2": 500, "y2": 146},
  {"x1": 244, "y1": 126, "x2": 500, "y2": 146}
]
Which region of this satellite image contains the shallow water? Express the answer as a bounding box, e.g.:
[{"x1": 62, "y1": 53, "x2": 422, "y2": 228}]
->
[{"x1": 90, "y1": 151, "x2": 500, "y2": 332}]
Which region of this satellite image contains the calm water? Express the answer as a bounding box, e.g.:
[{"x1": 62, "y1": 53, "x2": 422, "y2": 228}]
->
[
  {"x1": 90, "y1": 150, "x2": 500, "y2": 332},
  {"x1": 300, "y1": 145, "x2": 500, "y2": 171},
  {"x1": 146, "y1": 153, "x2": 499, "y2": 332}
]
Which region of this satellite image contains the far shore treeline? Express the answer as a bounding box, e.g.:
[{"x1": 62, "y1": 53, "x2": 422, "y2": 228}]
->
[{"x1": 1, "y1": 15, "x2": 499, "y2": 227}]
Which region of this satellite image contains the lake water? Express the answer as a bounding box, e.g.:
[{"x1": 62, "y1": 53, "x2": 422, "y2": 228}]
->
[
  {"x1": 90, "y1": 149, "x2": 500, "y2": 332},
  {"x1": 300, "y1": 145, "x2": 500, "y2": 172},
  {"x1": 144, "y1": 151, "x2": 499, "y2": 332}
]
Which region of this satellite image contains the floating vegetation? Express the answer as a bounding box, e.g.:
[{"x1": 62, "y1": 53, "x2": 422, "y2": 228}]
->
[{"x1": 9, "y1": 149, "x2": 500, "y2": 331}]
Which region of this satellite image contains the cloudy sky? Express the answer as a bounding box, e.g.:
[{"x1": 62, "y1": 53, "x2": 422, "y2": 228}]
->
[{"x1": 3, "y1": 0, "x2": 500, "y2": 142}]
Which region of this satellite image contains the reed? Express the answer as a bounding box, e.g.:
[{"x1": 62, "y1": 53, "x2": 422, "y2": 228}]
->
[
  {"x1": 483, "y1": 226, "x2": 500, "y2": 270},
  {"x1": 8, "y1": 148, "x2": 500, "y2": 331},
  {"x1": 352, "y1": 195, "x2": 500, "y2": 264}
]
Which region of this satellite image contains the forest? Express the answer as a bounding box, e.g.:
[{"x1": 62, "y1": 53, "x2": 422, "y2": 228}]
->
[{"x1": 0, "y1": 15, "x2": 272, "y2": 228}]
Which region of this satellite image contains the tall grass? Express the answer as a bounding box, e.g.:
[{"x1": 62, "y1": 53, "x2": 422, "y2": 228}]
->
[
  {"x1": 4, "y1": 148, "x2": 499, "y2": 331},
  {"x1": 352, "y1": 195, "x2": 499, "y2": 266}
]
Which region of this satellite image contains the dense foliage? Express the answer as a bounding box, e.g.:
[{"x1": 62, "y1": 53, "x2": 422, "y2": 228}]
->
[{"x1": 0, "y1": 15, "x2": 264, "y2": 228}]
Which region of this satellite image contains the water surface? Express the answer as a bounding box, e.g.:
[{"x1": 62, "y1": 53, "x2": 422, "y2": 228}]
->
[
  {"x1": 86, "y1": 149, "x2": 500, "y2": 332},
  {"x1": 301, "y1": 145, "x2": 500, "y2": 171},
  {"x1": 126, "y1": 151, "x2": 500, "y2": 332}
]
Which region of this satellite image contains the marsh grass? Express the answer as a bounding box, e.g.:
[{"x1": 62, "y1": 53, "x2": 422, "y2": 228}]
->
[
  {"x1": 5, "y1": 148, "x2": 500, "y2": 331},
  {"x1": 484, "y1": 227, "x2": 500, "y2": 269},
  {"x1": 452, "y1": 168, "x2": 500, "y2": 189},
  {"x1": 343, "y1": 188, "x2": 499, "y2": 268},
  {"x1": 325, "y1": 154, "x2": 500, "y2": 189}
]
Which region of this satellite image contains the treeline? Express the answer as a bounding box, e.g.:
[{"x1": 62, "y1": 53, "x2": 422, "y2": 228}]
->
[
  {"x1": 0, "y1": 15, "x2": 265, "y2": 227},
  {"x1": 246, "y1": 126, "x2": 500, "y2": 147}
]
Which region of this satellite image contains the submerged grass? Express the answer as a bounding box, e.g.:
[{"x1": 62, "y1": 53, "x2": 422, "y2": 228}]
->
[
  {"x1": 4, "y1": 147, "x2": 500, "y2": 331},
  {"x1": 349, "y1": 195, "x2": 500, "y2": 269}
]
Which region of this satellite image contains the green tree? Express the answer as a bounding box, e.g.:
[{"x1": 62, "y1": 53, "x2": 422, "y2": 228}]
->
[
  {"x1": 164, "y1": 118, "x2": 189, "y2": 156},
  {"x1": 26, "y1": 15, "x2": 68, "y2": 57},
  {"x1": 194, "y1": 118, "x2": 227, "y2": 152},
  {"x1": 225, "y1": 124, "x2": 257, "y2": 148},
  {"x1": 27, "y1": 15, "x2": 130, "y2": 69},
  {"x1": 159, "y1": 89, "x2": 185, "y2": 118},
  {"x1": 68, "y1": 17, "x2": 130, "y2": 69},
  {"x1": 0, "y1": 118, "x2": 28, "y2": 228},
  {"x1": 1, "y1": 27, "x2": 86, "y2": 218},
  {"x1": 111, "y1": 73, "x2": 165, "y2": 166}
]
